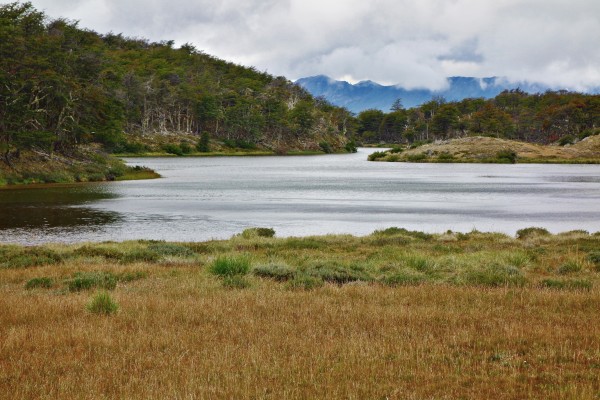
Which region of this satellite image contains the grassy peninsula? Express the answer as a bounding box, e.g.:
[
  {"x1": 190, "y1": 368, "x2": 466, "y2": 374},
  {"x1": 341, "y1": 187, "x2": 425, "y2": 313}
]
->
[
  {"x1": 368, "y1": 135, "x2": 600, "y2": 164},
  {"x1": 2, "y1": 228, "x2": 599, "y2": 398}
]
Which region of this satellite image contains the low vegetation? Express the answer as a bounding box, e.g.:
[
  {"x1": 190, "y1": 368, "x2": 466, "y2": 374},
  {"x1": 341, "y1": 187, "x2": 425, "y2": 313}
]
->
[
  {"x1": 1, "y1": 228, "x2": 600, "y2": 398},
  {"x1": 368, "y1": 135, "x2": 600, "y2": 163}
]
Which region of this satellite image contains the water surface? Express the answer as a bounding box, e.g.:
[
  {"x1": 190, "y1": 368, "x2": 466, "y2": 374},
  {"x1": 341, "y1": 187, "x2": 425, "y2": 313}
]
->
[{"x1": 1, "y1": 149, "x2": 599, "y2": 244}]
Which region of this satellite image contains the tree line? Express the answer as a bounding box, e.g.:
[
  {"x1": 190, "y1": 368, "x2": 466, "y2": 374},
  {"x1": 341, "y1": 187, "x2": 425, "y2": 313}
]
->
[
  {"x1": 355, "y1": 91, "x2": 600, "y2": 145},
  {"x1": 0, "y1": 2, "x2": 352, "y2": 164}
]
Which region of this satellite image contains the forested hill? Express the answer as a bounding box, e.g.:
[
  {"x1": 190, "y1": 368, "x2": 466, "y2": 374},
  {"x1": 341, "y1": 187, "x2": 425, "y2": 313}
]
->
[{"x1": 0, "y1": 2, "x2": 353, "y2": 163}]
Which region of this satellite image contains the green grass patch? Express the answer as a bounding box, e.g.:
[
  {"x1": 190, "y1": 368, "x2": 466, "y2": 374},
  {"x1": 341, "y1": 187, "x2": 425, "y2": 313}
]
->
[
  {"x1": 210, "y1": 255, "x2": 251, "y2": 277},
  {"x1": 0, "y1": 246, "x2": 63, "y2": 269},
  {"x1": 66, "y1": 272, "x2": 118, "y2": 292},
  {"x1": 87, "y1": 291, "x2": 119, "y2": 315},
  {"x1": 253, "y1": 263, "x2": 296, "y2": 281},
  {"x1": 25, "y1": 277, "x2": 54, "y2": 289}
]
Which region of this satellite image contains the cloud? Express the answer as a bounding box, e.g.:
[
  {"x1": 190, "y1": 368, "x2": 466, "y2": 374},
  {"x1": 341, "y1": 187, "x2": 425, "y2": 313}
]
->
[{"x1": 25, "y1": 0, "x2": 600, "y2": 90}]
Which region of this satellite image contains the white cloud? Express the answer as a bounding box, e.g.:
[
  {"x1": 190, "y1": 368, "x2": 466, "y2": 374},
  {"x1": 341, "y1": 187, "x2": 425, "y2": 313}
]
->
[{"x1": 23, "y1": 0, "x2": 600, "y2": 90}]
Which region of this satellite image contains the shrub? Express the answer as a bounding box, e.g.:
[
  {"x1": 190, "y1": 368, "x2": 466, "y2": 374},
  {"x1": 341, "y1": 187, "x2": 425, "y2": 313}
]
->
[
  {"x1": 367, "y1": 151, "x2": 387, "y2": 161},
  {"x1": 558, "y1": 135, "x2": 575, "y2": 146},
  {"x1": 197, "y1": 131, "x2": 210, "y2": 152},
  {"x1": 241, "y1": 227, "x2": 276, "y2": 238},
  {"x1": 406, "y1": 153, "x2": 428, "y2": 162},
  {"x1": 179, "y1": 141, "x2": 193, "y2": 154},
  {"x1": 386, "y1": 154, "x2": 400, "y2": 162},
  {"x1": 496, "y1": 150, "x2": 517, "y2": 164},
  {"x1": 345, "y1": 140, "x2": 357, "y2": 153},
  {"x1": 210, "y1": 256, "x2": 251, "y2": 277},
  {"x1": 389, "y1": 146, "x2": 403, "y2": 154},
  {"x1": 67, "y1": 272, "x2": 118, "y2": 292},
  {"x1": 253, "y1": 263, "x2": 295, "y2": 281},
  {"x1": 319, "y1": 141, "x2": 333, "y2": 154},
  {"x1": 286, "y1": 274, "x2": 324, "y2": 290},
  {"x1": 372, "y1": 227, "x2": 433, "y2": 240},
  {"x1": 163, "y1": 144, "x2": 184, "y2": 156},
  {"x1": 222, "y1": 275, "x2": 251, "y2": 289},
  {"x1": 87, "y1": 291, "x2": 119, "y2": 315},
  {"x1": 25, "y1": 277, "x2": 54, "y2": 289},
  {"x1": 557, "y1": 261, "x2": 582, "y2": 275},
  {"x1": 539, "y1": 279, "x2": 592, "y2": 291},
  {"x1": 516, "y1": 227, "x2": 551, "y2": 239}
]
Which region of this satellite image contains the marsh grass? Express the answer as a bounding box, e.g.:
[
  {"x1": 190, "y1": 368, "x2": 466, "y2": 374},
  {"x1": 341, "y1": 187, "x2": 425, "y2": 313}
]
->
[
  {"x1": 24, "y1": 277, "x2": 54, "y2": 289},
  {"x1": 2, "y1": 229, "x2": 600, "y2": 398},
  {"x1": 86, "y1": 291, "x2": 118, "y2": 314}
]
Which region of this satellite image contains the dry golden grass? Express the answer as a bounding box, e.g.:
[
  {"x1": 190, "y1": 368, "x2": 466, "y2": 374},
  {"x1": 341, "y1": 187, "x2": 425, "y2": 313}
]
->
[
  {"x1": 1, "y1": 231, "x2": 599, "y2": 399},
  {"x1": 387, "y1": 135, "x2": 600, "y2": 163}
]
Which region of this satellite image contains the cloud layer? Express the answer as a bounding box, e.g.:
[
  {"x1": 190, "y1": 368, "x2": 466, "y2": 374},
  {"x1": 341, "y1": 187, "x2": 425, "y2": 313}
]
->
[{"x1": 25, "y1": 0, "x2": 600, "y2": 90}]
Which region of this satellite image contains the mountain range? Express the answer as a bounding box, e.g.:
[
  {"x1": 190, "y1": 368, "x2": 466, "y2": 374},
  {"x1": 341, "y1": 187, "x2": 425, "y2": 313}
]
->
[{"x1": 296, "y1": 75, "x2": 598, "y2": 113}]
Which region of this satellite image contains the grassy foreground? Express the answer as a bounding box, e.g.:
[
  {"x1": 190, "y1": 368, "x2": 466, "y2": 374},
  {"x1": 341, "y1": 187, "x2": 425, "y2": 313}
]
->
[{"x1": 1, "y1": 228, "x2": 600, "y2": 399}]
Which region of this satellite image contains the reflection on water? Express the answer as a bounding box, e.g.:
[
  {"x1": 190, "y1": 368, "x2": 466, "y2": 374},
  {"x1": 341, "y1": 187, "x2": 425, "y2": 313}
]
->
[
  {"x1": 1, "y1": 149, "x2": 599, "y2": 244},
  {"x1": 0, "y1": 184, "x2": 121, "y2": 233}
]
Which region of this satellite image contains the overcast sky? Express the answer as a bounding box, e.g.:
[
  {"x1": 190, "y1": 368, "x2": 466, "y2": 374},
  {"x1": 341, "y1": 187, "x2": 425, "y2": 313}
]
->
[{"x1": 19, "y1": 0, "x2": 600, "y2": 90}]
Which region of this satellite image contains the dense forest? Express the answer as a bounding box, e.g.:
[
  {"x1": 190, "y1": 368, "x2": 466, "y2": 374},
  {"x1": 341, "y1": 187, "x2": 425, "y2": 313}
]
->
[
  {"x1": 355, "y1": 91, "x2": 600, "y2": 145},
  {"x1": 0, "y1": 2, "x2": 353, "y2": 165}
]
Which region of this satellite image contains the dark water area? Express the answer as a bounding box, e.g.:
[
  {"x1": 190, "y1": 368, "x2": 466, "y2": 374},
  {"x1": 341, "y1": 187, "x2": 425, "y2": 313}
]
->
[{"x1": 1, "y1": 148, "x2": 599, "y2": 244}]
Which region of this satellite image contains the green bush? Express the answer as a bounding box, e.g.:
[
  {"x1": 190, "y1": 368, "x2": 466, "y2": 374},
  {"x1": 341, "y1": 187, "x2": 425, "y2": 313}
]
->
[
  {"x1": 253, "y1": 263, "x2": 295, "y2": 281},
  {"x1": 163, "y1": 144, "x2": 184, "y2": 156},
  {"x1": 496, "y1": 150, "x2": 517, "y2": 163},
  {"x1": 87, "y1": 291, "x2": 119, "y2": 315},
  {"x1": 241, "y1": 227, "x2": 276, "y2": 238},
  {"x1": 367, "y1": 151, "x2": 387, "y2": 161},
  {"x1": 319, "y1": 141, "x2": 333, "y2": 154},
  {"x1": 197, "y1": 131, "x2": 210, "y2": 152},
  {"x1": 437, "y1": 152, "x2": 455, "y2": 161},
  {"x1": 210, "y1": 256, "x2": 251, "y2": 277},
  {"x1": 345, "y1": 140, "x2": 357, "y2": 153},
  {"x1": 25, "y1": 277, "x2": 54, "y2": 289},
  {"x1": 557, "y1": 261, "x2": 583, "y2": 275},
  {"x1": 389, "y1": 146, "x2": 403, "y2": 154},
  {"x1": 372, "y1": 227, "x2": 433, "y2": 240},
  {"x1": 179, "y1": 142, "x2": 192, "y2": 154},
  {"x1": 516, "y1": 227, "x2": 551, "y2": 239},
  {"x1": 558, "y1": 135, "x2": 575, "y2": 146},
  {"x1": 67, "y1": 272, "x2": 118, "y2": 292}
]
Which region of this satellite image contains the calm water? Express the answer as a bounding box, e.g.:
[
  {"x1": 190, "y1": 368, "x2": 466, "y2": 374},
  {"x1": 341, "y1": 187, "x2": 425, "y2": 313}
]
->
[{"x1": 1, "y1": 148, "x2": 599, "y2": 244}]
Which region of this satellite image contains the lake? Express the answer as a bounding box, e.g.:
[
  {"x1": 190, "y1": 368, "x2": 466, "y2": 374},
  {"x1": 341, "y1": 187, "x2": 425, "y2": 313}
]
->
[{"x1": 1, "y1": 148, "x2": 599, "y2": 244}]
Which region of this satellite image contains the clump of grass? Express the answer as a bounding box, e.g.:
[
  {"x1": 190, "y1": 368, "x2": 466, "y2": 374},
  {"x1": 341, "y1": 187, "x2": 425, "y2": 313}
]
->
[
  {"x1": 539, "y1": 279, "x2": 592, "y2": 291},
  {"x1": 67, "y1": 272, "x2": 118, "y2": 292},
  {"x1": 406, "y1": 153, "x2": 428, "y2": 162},
  {"x1": 222, "y1": 275, "x2": 251, "y2": 289},
  {"x1": 146, "y1": 242, "x2": 194, "y2": 257},
  {"x1": 286, "y1": 274, "x2": 324, "y2": 290},
  {"x1": 210, "y1": 256, "x2": 251, "y2": 277},
  {"x1": 240, "y1": 227, "x2": 276, "y2": 238},
  {"x1": 75, "y1": 244, "x2": 160, "y2": 264},
  {"x1": 382, "y1": 270, "x2": 427, "y2": 286},
  {"x1": 372, "y1": 227, "x2": 433, "y2": 240},
  {"x1": 557, "y1": 261, "x2": 583, "y2": 275},
  {"x1": 461, "y1": 264, "x2": 527, "y2": 287},
  {"x1": 25, "y1": 277, "x2": 54, "y2": 290},
  {"x1": 278, "y1": 237, "x2": 324, "y2": 250},
  {"x1": 0, "y1": 246, "x2": 63, "y2": 269},
  {"x1": 87, "y1": 291, "x2": 119, "y2": 315},
  {"x1": 308, "y1": 262, "x2": 371, "y2": 284},
  {"x1": 367, "y1": 151, "x2": 387, "y2": 161},
  {"x1": 116, "y1": 271, "x2": 148, "y2": 283},
  {"x1": 516, "y1": 227, "x2": 551, "y2": 239},
  {"x1": 253, "y1": 263, "x2": 295, "y2": 281},
  {"x1": 588, "y1": 251, "x2": 600, "y2": 270}
]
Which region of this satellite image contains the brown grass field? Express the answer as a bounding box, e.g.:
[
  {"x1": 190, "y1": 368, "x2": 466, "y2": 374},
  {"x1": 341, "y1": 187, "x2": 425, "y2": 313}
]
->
[{"x1": 1, "y1": 228, "x2": 599, "y2": 399}]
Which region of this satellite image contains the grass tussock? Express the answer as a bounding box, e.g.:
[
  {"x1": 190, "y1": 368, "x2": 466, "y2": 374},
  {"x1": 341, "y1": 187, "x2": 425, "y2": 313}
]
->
[{"x1": 1, "y1": 228, "x2": 600, "y2": 398}]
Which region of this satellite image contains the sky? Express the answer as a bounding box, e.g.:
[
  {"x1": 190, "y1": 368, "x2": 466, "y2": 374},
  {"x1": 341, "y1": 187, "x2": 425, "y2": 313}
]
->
[{"x1": 18, "y1": 0, "x2": 600, "y2": 91}]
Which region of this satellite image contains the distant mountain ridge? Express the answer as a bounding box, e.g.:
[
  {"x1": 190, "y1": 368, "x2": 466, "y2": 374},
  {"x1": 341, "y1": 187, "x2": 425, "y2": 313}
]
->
[{"x1": 296, "y1": 75, "x2": 597, "y2": 113}]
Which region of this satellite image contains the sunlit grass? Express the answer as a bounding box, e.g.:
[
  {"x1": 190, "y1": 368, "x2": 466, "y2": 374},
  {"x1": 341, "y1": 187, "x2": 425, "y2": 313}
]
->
[{"x1": 1, "y1": 229, "x2": 599, "y2": 398}]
